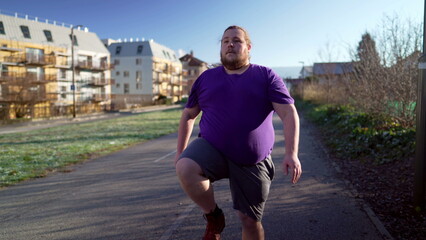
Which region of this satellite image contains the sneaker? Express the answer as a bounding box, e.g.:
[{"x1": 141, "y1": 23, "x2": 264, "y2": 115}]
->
[{"x1": 202, "y1": 206, "x2": 225, "y2": 240}]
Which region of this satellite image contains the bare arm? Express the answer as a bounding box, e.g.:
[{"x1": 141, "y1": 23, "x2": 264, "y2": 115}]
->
[
  {"x1": 174, "y1": 105, "x2": 201, "y2": 165},
  {"x1": 272, "y1": 103, "x2": 302, "y2": 183}
]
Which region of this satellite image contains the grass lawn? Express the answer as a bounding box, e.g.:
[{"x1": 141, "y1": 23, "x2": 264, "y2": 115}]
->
[{"x1": 0, "y1": 109, "x2": 184, "y2": 187}]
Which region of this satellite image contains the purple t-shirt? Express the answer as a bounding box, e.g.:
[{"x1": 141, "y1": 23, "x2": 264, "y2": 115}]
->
[{"x1": 186, "y1": 64, "x2": 294, "y2": 165}]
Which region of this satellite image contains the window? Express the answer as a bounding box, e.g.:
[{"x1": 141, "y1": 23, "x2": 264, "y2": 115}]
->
[
  {"x1": 137, "y1": 45, "x2": 143, "y2": 54},
  {"x1": 114, "y1": 59, "x2": 120, "y2": 65},
  {"x1": 136, "y1": 82, "x2": 142, "y2": 89},
  {"x1": 60, "y1": 86, "x2": 67, "y2": 99},
  {"x1": 136, "y1": 71, "x2": 142, "y2": 82},
  {"x1": 60, "y1": 69, "x2": 66, "y2": 79},
  {"x1": 116, "y1": 83, "x2": 120, "y2": 88},
  {"x1": 115, "y1": 46, "x2": 122, "y2": 55},
  {"x1": 43, "y1": 30, "x2": 53, "y2": 42},
  {"x1": 0, "y1": 21, "x2": 5, "y2": 35},
  {"x1": 20, "y1": 25, "x2": 31, "y2": 38},
  {"x1": 116, "y1": 71, "x2": 120, "y2": 76},
  {"x1": 69, "y1": 34, "x2": 78, "y2": 46},
  {"x1": 124, "y1": 83, "x2": 129, "y2": 94},
  {"x1": 123, "y1": 71, "x2": 129, "y2": 77},
  {"x1": 136, "y1": 58, "x2": 142, "y2": 65}
]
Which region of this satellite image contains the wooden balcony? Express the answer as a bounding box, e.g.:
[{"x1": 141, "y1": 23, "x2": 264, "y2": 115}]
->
[
  {"x1": 0, "y1": 91, "x2": 57, "y2": 103},
  {"x1": 76, "y1": 61, "x2": 112, "y2": 71},
  {"x1": 26, "y1": 54, "x2": 56, "y2": 66},
  {"x1": 2, "y1": 53, "x2": 55, "y2": 65},
  {"x1": 91, "y1": 93, "x2": 109, "y2": 102},
  {"x1": 0, "y1": 72, "x2": 57, "y2": 84},
  {"x1": 87, "y1": 78, "x2": 110, "y2": 87},
  {"x1": 26, "y1": 73, "x2": 57, "y2": 84}
]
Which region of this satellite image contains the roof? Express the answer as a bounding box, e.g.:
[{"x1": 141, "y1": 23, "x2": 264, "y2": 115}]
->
[
  {"x1": 107, "y1": 40, "x2": 180, "y2": 62},
  {"x1": 0, "y1": 13, "x2": 109, "y2": 54},
  {"x1": 179, "y1": 53, "x2": 207, "y2": 66},
  {"x1": 300, "y1": 66, "x2": 313, "y2": 73},
  {"x1": 313, "y1": 62, "x2": 354, "y2": 75}
]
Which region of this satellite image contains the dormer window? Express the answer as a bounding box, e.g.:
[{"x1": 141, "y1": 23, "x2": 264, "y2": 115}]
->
[
  {"x1": 116, "y1": 46, "x2": 122, "y2": 55},
  {"x1": 0, "y1": 22, "x2": 5, "y2": 35},
  {"x1": 20, "y1": 25, "x2": 31, "y2": 38},
  {"x1": 137, "y1": 45, "x2": 143, "y2": 54},
  {"x1": 43, "y1": 30, "x2": 53, "y2": 42},
  {"x1": 69, "y1": 34, "x2": 78, "y2": 46}
]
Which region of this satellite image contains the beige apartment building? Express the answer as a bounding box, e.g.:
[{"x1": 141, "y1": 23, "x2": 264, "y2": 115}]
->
[{"x1": 0, "y1": 12, "x2": 111, "y2": 120}]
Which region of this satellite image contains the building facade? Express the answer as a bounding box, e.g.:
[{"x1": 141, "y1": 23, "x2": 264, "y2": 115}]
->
[
  {"x1": 179, "y1": 51, "x2": 208, "y2": 98},
  {"x1": 105, "y1": 39, "x2": 182, "y2": 109},
  {"x1": 0, "y1": 12, "x2": 111, "y2": 120}
]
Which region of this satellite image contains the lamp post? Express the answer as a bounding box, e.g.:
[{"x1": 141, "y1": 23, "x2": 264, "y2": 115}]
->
[
  {"x1": 414, "y1": 0, "x2": 426, "y2": 212},
  {"x1": 299, "y1": 61, "x2": 305, "y2": 99},
  {"x1": 71, "y1": 25, "x2": 83, "y2": 118}
]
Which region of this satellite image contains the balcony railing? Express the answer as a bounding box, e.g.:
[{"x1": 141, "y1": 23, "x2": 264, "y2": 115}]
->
[
  {"x1": 91, "y1": 93, "x2": 109, "y2": 102},
  {"x1": 0, "y1": 92, "x2": 57, "y2": 102},
  {"x1": 2, "y1": 53, "x2": 56, "y2": 65},
  {"x1": 0, "y1": 72, "x2": 56, "y2": 84},
  {"x1": 86, "y1": 77, "x2": 110, "y2": 86},
  {"x1": 26, "y1": 73, "x2": 57, "y2": 83},
  {"x1": 26, "y1": 54, "x2": 56, "y2": 65},
  {"x1": 76, "y1": 60, "x2": 113, "y2": 71}
]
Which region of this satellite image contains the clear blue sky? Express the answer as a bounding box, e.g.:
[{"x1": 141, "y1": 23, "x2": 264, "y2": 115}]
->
[{"x1": 0, "y1": 0, "x2": 423, "y2": 68}]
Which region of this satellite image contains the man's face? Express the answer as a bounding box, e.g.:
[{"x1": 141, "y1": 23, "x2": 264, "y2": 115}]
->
[{"x1": 220, "y1": 28, "x2": 251, "y2": 70}]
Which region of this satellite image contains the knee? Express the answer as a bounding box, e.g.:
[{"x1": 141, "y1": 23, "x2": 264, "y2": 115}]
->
[
  {"x1": 238, "y1": 212, "x2": 261, "y2": 230},
  {"x1": 175, "y1": 158, "x2": 203, "y2": 180}
]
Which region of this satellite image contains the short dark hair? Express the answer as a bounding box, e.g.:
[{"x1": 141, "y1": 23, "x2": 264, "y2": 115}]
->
[{"x1": 223, "y1": 25, "x2": 251, "y2": 45}]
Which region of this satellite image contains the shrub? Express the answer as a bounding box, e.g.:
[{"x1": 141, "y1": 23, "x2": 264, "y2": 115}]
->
[{"x1": 298, "y1": 99, "x2": 415, "y2": 164}]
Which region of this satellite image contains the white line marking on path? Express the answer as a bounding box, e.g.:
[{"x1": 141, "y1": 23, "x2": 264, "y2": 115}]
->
[
  {"x1": 158, "y1": 203, "x2": 195, "y2": 240},
  {"x1": 154, "y1": 150, "x2": 177, "y2": 163}
]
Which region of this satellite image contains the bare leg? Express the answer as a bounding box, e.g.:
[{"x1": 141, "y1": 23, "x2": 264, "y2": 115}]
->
[
  {"x1": 175, "y1": 157, "x2": 216, "y2": 213},
  {"x1": 237, "y1": 211, "x2": 264, "y2": 240}
]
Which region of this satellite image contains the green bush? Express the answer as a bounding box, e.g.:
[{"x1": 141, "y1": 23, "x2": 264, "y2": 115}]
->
[{"x1": 297, "y1": 99, "x2": 415, "y2": 164}]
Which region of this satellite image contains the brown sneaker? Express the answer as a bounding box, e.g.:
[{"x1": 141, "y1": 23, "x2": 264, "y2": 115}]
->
[{"x1": 202, "y1": 206, "x2": 225, "y2": 240}]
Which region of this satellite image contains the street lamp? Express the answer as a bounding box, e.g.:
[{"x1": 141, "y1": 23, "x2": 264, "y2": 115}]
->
[
  {"x1": 414, "y1": 1, "x2": 426, "y2": 212},
  {"x1": 299, "y1": 61, "x2": 305, "y2": 99},
  {"x1": 71, "y1": 25, "x2": 83, "y2": 118}
]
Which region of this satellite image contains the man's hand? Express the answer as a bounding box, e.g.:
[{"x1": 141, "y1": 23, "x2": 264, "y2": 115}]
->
[
  {"x1": 174, "y1": 153, "x2": 181, "y2": 166},
  {"x1": 283, "y1": 154, "x2": 302, "y2": 184}
]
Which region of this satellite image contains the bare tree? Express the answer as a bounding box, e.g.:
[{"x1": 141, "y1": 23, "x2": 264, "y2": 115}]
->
[{"x1": 347, "y1": 14, "x2": 422, "y2": 126}]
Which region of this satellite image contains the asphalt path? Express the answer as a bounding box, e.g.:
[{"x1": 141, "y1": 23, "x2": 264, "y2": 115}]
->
[{"x1": 0, "y1": 113, "x2": 388, "y2": 240}]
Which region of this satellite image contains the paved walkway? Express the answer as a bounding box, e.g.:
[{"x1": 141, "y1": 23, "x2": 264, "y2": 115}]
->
[{"x1": 0, "y1": 109, "x2": 392, "y2": 239}]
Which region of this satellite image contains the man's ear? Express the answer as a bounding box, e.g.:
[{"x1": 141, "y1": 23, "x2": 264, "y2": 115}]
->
[{"x1": 247, "y1": 44, "x2": 252, "y2": 51}]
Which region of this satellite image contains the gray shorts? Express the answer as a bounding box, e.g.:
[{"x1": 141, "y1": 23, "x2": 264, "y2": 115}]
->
[{"x1": 179, "y1": 138, "x2": 275, "y2": 221}]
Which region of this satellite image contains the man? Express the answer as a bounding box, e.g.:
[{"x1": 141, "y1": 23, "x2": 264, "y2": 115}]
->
[{"x1": 174, "y1": 25, "x2": 301, "y2": 240}]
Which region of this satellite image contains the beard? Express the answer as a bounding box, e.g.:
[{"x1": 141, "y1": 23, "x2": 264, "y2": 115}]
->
[{"x1": 220, "y1": 51, "x2": 249, "y2": 70}]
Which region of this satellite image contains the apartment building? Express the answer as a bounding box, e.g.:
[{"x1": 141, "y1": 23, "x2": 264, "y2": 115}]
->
[
  {"x1": 0, "y1": 12, "x2": 111, "y2": 119},
  {"x1": 105, "y1": 39, "x2": 182, "y2": 109},
  {"x1": 179, "y1": 51, "x2": 208, "y2": 97}
]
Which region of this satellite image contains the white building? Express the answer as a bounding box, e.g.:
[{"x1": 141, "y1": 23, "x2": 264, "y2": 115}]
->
[{"x1": 105, "y1": 39, "x2": 182, "y2": 109}]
